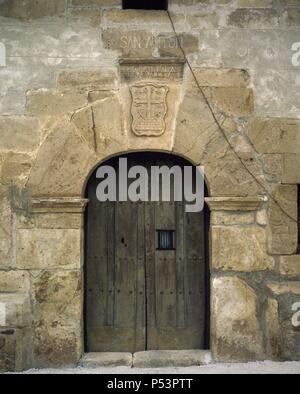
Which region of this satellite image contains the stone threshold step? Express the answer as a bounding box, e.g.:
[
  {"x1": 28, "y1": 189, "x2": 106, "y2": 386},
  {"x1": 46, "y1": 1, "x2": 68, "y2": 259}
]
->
[{"x1": 80, "y1": 350, "x2": 212, "y2": 368}]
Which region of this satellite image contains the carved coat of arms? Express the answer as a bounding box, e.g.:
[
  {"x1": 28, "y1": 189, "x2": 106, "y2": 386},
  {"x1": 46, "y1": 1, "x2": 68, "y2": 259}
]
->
[{"x1": 130, "y1": 84, "x2": 169, "y2": 137}]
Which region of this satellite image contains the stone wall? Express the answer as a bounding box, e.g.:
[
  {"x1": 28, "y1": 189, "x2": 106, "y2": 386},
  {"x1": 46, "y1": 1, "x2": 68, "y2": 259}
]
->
[{"x1": 0, "y1": 0, "x2": 300, "y2": 370}]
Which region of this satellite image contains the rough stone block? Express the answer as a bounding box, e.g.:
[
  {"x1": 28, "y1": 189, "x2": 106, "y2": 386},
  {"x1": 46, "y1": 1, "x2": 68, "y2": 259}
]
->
[
  {"x1": 210, "y1": 87, "x2": 255, "y2": 116},
  {"x1": 56, "y1": 69, "x2": 118, "y2": 94},
  {"x1": 283, "y1": 154, "x2": 300, "y2": 184},
  {"x1": 188, "y1": 68, "x2": 250, "y2": 88},
  {"x1": 71, "y1": 95, "x2": 126, "y2": 157},
  {"x1": 103, "y1": 9, "x2": 169, "y2": 25},
  {"x1": 280, "y1": 255, "x2": 300, "y2": 277},
  {"x1": 237, "y1": 0, "x2": 274, "y2": 7},
  {"x1": 0, "y1": 117, "x2": 41, "y2": 153},
  {"x1": 133, "y1": 350, "x2": 212, "y2": 368},
  {"x1": 32, "y1": 270, "x2": 81, "y2": 304},
  {"x1": 26, "y1": 90, "x2": 87, "y2": 117},
  {"x1": 267, "y1": 184, "x2": 297, "y2": 255},
  {"x1": 187, "y1": 12, "x2": 220, "y2": 29},
  {"x1": 0, "y1": 0, "x2": 66, "y2": 19},
  {"x1": 228, "y1": 8, "x2": 279, "y2": 28},
  {"x1": 0, "y1": 294, "x2": 31, "y2": 328},
  {"x1": 212, "y1": 226, "x2": 274, "y2": 272},
  {"x1": 80, "y1": 352, "x2": 133, "y2": 368},
  {"x1": 263, "y1": 154, "x2": 282, "y2": 183},
  {"x1": 71, "y1": 0, "x2": 121, "y2": 6},
  {"x1": 247, "y1": 118, "x2": 300, "y2": 154},
  {"x1": 16, "y1": 213, "x2": 82, "y2": 230},
  {"x1": 16, "y1": 228, "x2": 81, "y2": 270},
  {"x1": 0, "y1": 153, "x2": 32, "y2": 186},
  {"x1": 265, "y1": 298, "x2": 280, "y2": 359},
  {"x1": 0, "y1": 271, "x2": 30, "y2": 293},
  {"x1": 33, "y1": 325, "x2": 81, "y2": 368},
  {"x1": 211, "y1": 211, "x2": 254, "y2": 226},
  {"x1": 27, "y1": 117, "x2": 98, "y2": 197},
  {"x1": 282, "y1": 8, "x2": 300, "y2": 27},
  {"x1": 66, "y1": 8, "x2": 101, "y2": 27},
  {"x1": 0, "y1": 189, "x2": 12, "y2": 269},
  {"x1": 212, "y1": 276, "x2": 264, "y2": 361},
  {"x1": 0, "y1": 328, "x2": 32, "y2": 372}
]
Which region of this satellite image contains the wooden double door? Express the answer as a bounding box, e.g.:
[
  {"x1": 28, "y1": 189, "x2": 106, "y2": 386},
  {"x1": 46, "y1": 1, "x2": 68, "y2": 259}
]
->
[{"x1": 85, "y1": 153, "x2": 207, "y2": 352}]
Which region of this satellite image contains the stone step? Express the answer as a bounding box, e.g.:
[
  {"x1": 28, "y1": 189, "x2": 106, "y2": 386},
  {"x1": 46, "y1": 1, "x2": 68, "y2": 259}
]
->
[
  {"x1": 133, "y1": 350, "x2": 212, "y2": 368},
  {"x1": 79, "y1": 352, "x2": 133, "y2": 368},
  {"x1": 79, "y1": 350, "x2": 212, "y2": 368}
]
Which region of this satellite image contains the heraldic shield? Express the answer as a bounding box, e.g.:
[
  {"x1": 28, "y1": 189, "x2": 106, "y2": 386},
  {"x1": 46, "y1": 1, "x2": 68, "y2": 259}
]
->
[{"x1": 130, "y1": 84, "x2": 169, "y2": 136}]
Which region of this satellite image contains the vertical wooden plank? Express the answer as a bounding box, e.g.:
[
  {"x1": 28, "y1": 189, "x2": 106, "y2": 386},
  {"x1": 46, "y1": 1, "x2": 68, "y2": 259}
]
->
[{"x1": 175, "y1": 201, "x2": 185, "y2": 328}]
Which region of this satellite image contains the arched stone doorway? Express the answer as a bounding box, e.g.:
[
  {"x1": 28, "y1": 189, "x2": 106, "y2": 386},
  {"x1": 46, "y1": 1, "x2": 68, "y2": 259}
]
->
[{"x1": 84, "y1": 152, "x2": 210, "y2": 353}]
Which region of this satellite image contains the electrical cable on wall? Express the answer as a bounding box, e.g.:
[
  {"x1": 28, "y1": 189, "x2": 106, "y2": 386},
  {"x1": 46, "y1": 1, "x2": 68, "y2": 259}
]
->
[{"x1": 167, "y1": 10, "x2": 297, "y2": 225}]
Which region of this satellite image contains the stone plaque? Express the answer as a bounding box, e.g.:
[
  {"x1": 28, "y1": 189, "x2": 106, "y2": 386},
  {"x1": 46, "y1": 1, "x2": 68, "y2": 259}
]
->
[
  {"x1": 130, "y1": 84, "x2": 169, "y2": 137},
  {"x1": 119, "y1": 58, "x2": 185, "y2": 83}
]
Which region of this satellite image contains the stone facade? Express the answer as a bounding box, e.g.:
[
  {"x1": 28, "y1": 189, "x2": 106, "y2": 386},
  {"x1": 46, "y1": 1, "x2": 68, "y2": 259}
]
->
[{"x1": 0, "y1": 0, "x2": 300, "y2": 370}]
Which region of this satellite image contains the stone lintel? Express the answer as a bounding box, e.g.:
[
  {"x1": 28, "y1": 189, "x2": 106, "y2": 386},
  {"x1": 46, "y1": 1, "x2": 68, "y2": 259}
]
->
[
  {"x1": 119, "y1": 57, "x2": 185, "y2": 83},
  {"x1": 31, "y1": 197, "x2": 89, "y2": 213},
  {"x1": 205, "y1": 196, "x2": 267, "y2": 211}
]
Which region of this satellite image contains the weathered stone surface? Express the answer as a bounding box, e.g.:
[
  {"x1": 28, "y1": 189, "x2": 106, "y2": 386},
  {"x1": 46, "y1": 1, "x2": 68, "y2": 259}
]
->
[
  {"x1": 16, "y1": 213, "x2": 82, "y2": 230},
  {"x1": 104, "y1": 9, "x2": 169, "y2": 25},
  {"x1": 228, "y1": 8, "x2": 279, "y2": 28},
  {"x1": 0, "y1": 188, "x2": 12, "y2": 269},
  {"x1": 102, "y1": 29, "x2": 198, "y2": 57},
  {"x1": 0, "y1": 153, "x2": 32, "y2": 186},
  {"x1": 71, "y1": 95, "x2": 126, "y2": 157},
  {"x1": 237, "y1": 0, "x2": 274, "y2": 7},
  {"x1": 27, "y1": 117, "x2": 98, "y2": 196},
  {"x1": 26, "y1": 90, "x2": 87, "y2": 117},
  {"x1": 0, "y1": 0, "x2": 66, "y2": 19},
  {"x1": 102, "y1": 29, "x2": 155, "y2": 57},
  {"x1": 173, "y1": 90, "x2": 223, "y2": 164},
  {"x1": 212, "y1": 226, "x2": 274, "y2": 272},
  {"x1": 267, "y1": 184, "x2": 297, "y2": 255},
  {"x1": 31, "y1": 270, "x2": 82, "y2": 367},
  {"x1": 16, "y1": 229, "x2": 81, "y2": 269},
  {"x1": 209, "y1": 87, "x2": 255, "y2": 116},
  {"x1": 276, "y1": 293, "x2": 300, "y2": 360},
  {"x1": 158, "y1": 33, "x2": 199, "y2": 57},
  {"x1": 80, "y1": 352, "x2": 133, "y2": 368},
  {"x1": 0, "y1": 293, "x2": 31, "y2": 328},
  {"x1": 0, "y1": 328, "x2": 32, "y2": 372},
  {"x1": 280, "y1": 255, "x2": 300, "y2": 277},
  {"x1": 187, "y1": 68, "x2": 250, "y2": 88},
  {"x1": 72, "y1": 0, "x2": 121, "y2": 5},
  {"x1": 282, "y1": 8, "x2": 300, "y2": 27},
  {"x1": 256, "y1": 209, "x2": 268, "y2": 226},
  {"x1": 263, "y1": 154, "x2": 282, "y2": 183},
  {"x1": 211, "y1": 211, "x2": 254, "y2": 226},
  {"x1": 202, "y1": 139, "x2": 264, "y2": 196},
  {"x1": 265, "y1": 298, "x2": 280, "y2": 359},
  {"x1": 247, "y1": 118, "x2": 300, "y2": 154},
  {"x1": 0, "y1": 117, "x2": 41, "y2": 153},
  {"x1": 32, "y1": 270, "x2": 81, "y2": 304},
  {"x1": 0, "y1": 271, "x2": 30, "y2": 293},
  {"x1": 66, "y1": 8, "x2": 101, "y2": 28},
  {"x1": 267, "y1": 281, "x2": 300, "y2": 295},
  {"x1": 133, "y1": 350, "x2": 212, "y2": 368},
  {"x1": 282, "y1": 154, "x2": 300, "y2": 184},
  {"x1": 57, "y1": 69, "x2": 118, "y2": 94},
  {"x1": 33, "y1": 325, "x2": 81, "y2": 367},
  {"x1": 212, "y1": 276, "x2": 263, "y2": 361}
]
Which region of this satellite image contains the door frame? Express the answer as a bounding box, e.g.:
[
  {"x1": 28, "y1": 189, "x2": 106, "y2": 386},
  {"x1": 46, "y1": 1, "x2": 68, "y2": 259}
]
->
[{"x1": 83, "y1": 151, "x2": 211, "y2": 352}]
